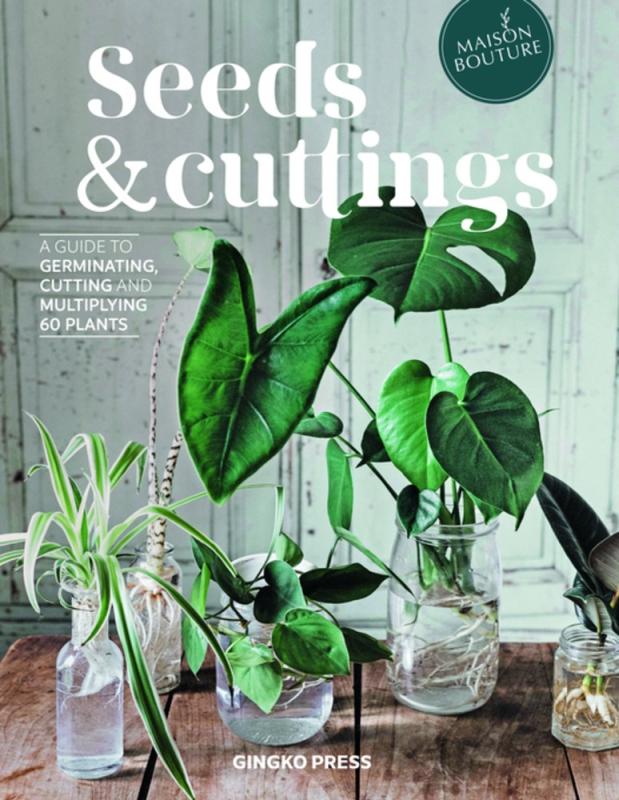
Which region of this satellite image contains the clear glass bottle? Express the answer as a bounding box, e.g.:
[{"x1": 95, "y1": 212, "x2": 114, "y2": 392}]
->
[
  {"x1": 56, "y1": 586, "x2": 124, "y2": 779},
  {"x1": 387, "y1": 519, "x2": 501, "y2": 715},
  {"x1": 126, "y1": 543, "x2": 182, "y2": 693},
  {"x1": 552, "y1": 624, "x2": 619, "y2": 751},
  {"x1": 215, "y1": 554, "x2": 333, "y2": 745}
]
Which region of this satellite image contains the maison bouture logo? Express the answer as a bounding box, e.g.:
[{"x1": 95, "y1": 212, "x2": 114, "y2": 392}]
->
[{"x1": 439, "y1": 0, "x2": 554, "y2": 103}]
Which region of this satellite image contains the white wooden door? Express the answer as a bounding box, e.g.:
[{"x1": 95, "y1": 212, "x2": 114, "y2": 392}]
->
[
  {"x1": 0, "y1": 0, "x2": 617, "y2": 646},
  {"x1": 297, "y1": 0, "x2": 619, "y2": 639}
]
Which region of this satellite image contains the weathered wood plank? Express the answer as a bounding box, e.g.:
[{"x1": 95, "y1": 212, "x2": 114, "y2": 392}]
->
[
  {"x1": 148, "y1": 659, "x2": 356, "y2": 799},
  {"x1": 359, "y1": 643, "x2": 576, "y2": 800},
  {"x1": 0, "y1": 636, "x2": 150, "y2": 799}
]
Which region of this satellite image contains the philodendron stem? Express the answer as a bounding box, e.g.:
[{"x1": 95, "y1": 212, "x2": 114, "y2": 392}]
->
[
  {"x1": 438, "y1": 310, "x2": 453, "y2": 364},
  {"x1": 336, "y1": 435, "x2": 398, "y2": 501},
  {"x1": 328, "y1": 361, "x2": 376, "y2": 418},
  {"x1": 437, "y1": 310, "x2": 468, "y2": 525}
]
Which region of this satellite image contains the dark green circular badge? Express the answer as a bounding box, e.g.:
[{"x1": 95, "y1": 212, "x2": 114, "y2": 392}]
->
[{"x1": 439, "y1": 0, "x2": 554, "y2": 103}]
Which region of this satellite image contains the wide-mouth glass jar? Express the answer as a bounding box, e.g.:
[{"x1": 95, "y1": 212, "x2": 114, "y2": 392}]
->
[
  {"x1": 552, "y1": 623, "x2": 619, "y2": 751},
  {"x1": 126, "y1": 543, "x2": 182, "y2": 693},
  {"x1": 387, "y1": 519, "x2": 501, "y2": 715},
  {"x1": 215, "y1": 553, "x2": 333, "y2": 746},
  {"x1": 56, "y1": 584, "x2": 124, "y2": 779}
]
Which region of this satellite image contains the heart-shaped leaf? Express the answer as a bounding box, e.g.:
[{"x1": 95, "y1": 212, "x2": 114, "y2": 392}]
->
[
  {"x1": 589, "y1": 533, "x2": 619, "y2": 595},
  {"x1": 178, "y1": 241, "x2": 373, "y2": 503},
  {"x1": 295, "y1": 411, "x2": 343, "y2": 438},
  {"x1": 254, "y1": 560, "x2": 306, "y2": 623},
  {"x1": 537, "y1": 473, "x2": 609, "y2": 595},
  {"x1": 272, "y1": 608, "x2": 350, "y2": 676},
  {"x1": 359, "y1": 420, "x2": 389, "y2": 465},
  {"x1": 273, "y1": 532, "x2": 304, "y2": 567},
  {"x1": 377, "y1": 360, "x2": 469, "y2": 490},
  {"x1": 300, "y1": 563, "x2": 388, "y2": 603},
  {"x1": 426, "y1": 371, "x2": 543, "y2": 523},
  {"x1": 173, "y1": 226, "x2": 216, "y2": 271},
  {"x1": 226, "y1": 637, "x2": 283, "y2": 713},
  {"x1": 328, "y1": 186, "x2": 535, "y2": 316},
  {"x1": 326, "y1": 439, "x2": 353, "y2": 531},
  {"x1": 397, "y1": 485, "x2": 442, "y2": 536},
  {"x1": 342, "y1": 628, "x2": 392, "y2": 663}
]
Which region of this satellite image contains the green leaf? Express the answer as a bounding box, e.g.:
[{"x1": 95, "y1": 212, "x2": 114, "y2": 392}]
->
[
  {"x1": 377, "y1": 361, "x2": 468, "y2": 490},
  {"x1": 109, "y1": 441, "x2": 147, "y2": 489},
  {"x1": 28, "y1": 415, "x2": 78, "y2": 523},
  {"x1": 82, "y1": 553, "x2": 112, "y2": 645},
  {"x1": 178, "y1": 240, "x2": 374, "y2": 503},
  {"x1": 564, "y1": 578, "x2": 613, "y2": 635},
  {"x1": 272, "y1": 608, "x2": 350, "y2": 676},
  {"x1": 359, "y1": 420, "x2": 389, "y2": 465},
  {"x1": 173, "y1": 226, "x2": 216, "y2": 271},
  {"x1": 326, "y1": 439, "x2": 353, "y2": 531},
  {"x1": 342, "y1": 628, "x2": 392, "y2": 663},
  {"x1": 274, "y1": 532, "x2": 303, "y2": 567},
  {"x1": 106, "y1": 557, "x2": 195, "y2": 800},
  {"x1": 334, "y1": 527, "x2": 415, "y2": 599},
  {"x1": 182, "y1": 565, "x2": 211, "y2": 675},
  {"x1": 226, "y1": 637, "x2": 283, "y2": 714},
  {"x1": 327, "y1": 186, "x2": 536, "y2": 316},
  {"x1": 300, "y1": 563, "x2": 387, "y2": 603},
  {"x1": 426, "y1": 371, "x2": 544, "y2": 524},
  {"x1": 295, "y1": 411, "x2": 343, "y2": 438},
  {"x1": 589, "y1": 533, "x2": 619, "y2": 595},
  {"x1": 23, "y1": 512, "x2": 61, "y2": 613},
  {"x1": 537, "y1": 473, "x2": 609, "y2": 595},
  {"x1": 131, "y1": 566, "x2": 232, "y2": 687},
  {"x1": 192, "y1": 539, "x2": 254, "y2": 605},
  {"x1": 397, "y1": 485, "x2": 441, "y2": 535},
  {"x1": 254, "y1": 560, "x2": 306, "y2": 623}
]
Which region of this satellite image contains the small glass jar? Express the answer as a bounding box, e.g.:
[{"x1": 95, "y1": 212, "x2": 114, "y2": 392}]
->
[
  {"x1": 387, "y1": 520, "x2": 501, "y2": 715},
  {"x1": 215, "y1": 554, "x2": 333, "y2": 745},
  {"x1": 126, "y1": 543, "x2": 182, "y2": 693},
  {"x1": 552, "y1": 624, "x2": 619, "y2": 751},
  {"x1": 56, "y1": 586, "x2": 124, "y2": 779}
]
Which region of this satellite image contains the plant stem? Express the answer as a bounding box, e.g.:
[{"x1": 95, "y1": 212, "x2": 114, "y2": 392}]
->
[
  {"x1": 328, "y1": 361, "x2": 376, "y2": 418},
  {"x1": 336, "y1": 435, "x2": 398, "y2": 501},
  {"x1": 438, "y1": 310, "x2": 453, "y2": 363}
]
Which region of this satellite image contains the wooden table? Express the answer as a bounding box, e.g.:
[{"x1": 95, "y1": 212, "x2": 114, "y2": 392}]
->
[{"x1": 0, "y1": 638, "x2": 616, "y2": 799}]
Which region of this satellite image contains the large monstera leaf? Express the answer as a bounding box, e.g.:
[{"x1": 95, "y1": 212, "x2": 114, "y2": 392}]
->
[
  {"x1": 426, "y1": 371, "x2": 544, "y2": 524},
  {"x1": 328, "y1": 186, "x2": 535, "y2": 316},
  {"x1": 178, "y1": 240, "x2": 374, "y2": 503}
]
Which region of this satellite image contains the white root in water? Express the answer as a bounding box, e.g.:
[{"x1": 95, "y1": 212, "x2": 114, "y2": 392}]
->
[{"x1": 554, "y1": 678, "x2": 618, "y2": 727}]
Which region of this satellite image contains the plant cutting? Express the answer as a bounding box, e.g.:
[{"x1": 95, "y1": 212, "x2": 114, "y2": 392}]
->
[
  {"x1": 128, "y1": 226, "x2": 215, "y2": 693},
  {"x1": 174, "y1": 231, "x2": 409, "y2": 742},
  {"x1": 0, "y1": 416, "x2": 243, "y2": 799},
  {"x1": 306, "y1": 186, "x2": 545, "y2": 714},
  {"x1": 538, "y1": 473, "x2": 619, "y2": 749},
  {"x1": 187, "y1": 487, "x2": 395, "y2": 746},
  {"x1": 176, "y1": 192, "x2": 544, "y2": 715}
]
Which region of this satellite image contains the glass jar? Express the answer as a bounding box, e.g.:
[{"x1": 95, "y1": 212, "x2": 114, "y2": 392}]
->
[
  {"x1": 56, "y1": 586, "x2": 124, "y2": 779},
  {"x1": 215, "y1": 553, "x2": 333, "y2": 745},
  {"x1": 126, "y1": 543, "x2": 182, "y2": 693},
  {"x1": 387, "y1": 520, "x2": 501, "y2": 715},
  {"x1": 552, "y1": 624, "x2": 619, "y2": 751}
]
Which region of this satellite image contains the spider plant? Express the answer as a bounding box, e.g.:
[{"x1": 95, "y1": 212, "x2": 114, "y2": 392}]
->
[{"x1": 0, "y1": 415, "x2": 237, "y2": 800}]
